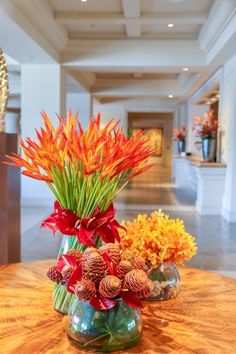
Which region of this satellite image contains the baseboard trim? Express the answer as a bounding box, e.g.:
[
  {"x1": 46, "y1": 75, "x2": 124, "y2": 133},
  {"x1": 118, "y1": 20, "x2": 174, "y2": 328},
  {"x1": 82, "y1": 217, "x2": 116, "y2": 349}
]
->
[
  {"x1": 196, "y1": 203, "x2": 221, "y2": 215},
  {"x1": 221, "y1": 207, "x2": 236, "y2": 223}
]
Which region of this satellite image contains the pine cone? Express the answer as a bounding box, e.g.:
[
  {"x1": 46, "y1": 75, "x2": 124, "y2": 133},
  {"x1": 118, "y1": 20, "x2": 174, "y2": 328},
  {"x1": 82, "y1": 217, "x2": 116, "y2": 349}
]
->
[
  {"x1": 47, "y1": 266, "x2": 62, "y2": 284},
  {"x1": 82, "y1": 251, "x2": 108, "y2": 286},
  {"x1": 61, "y1": 265, "x2": 73, "y2": 285},
  {"x1": 75, "y1": 279, "x2": 96, "y2": 301},
  {"x1": 99, "y1": 243, "x2": 121, "y2": 265},
  {"x1": 99, "y1": 275, "x2": 121, "y2": 298},
  {"x1": 124, "y1": 270, "x2": 148, "y2": 292},
  {"x1": 132, "y1": 256, "x2": 146, "y2": 270},
  {"x1": 84, "y1": 247, "x2": 99, "y2": 255},
  {"x1": 115, "y1": 260, "x2": 133, "y2": 279},
  {"x1": 66, "y1": 249, "x2": 82, "y2": 263},
  {"x1": 137, "y1": 279, "x2": 154, "y2": 298},
  {"x1": 121, "y1": 250, "x2": 135, "y2": 264}
]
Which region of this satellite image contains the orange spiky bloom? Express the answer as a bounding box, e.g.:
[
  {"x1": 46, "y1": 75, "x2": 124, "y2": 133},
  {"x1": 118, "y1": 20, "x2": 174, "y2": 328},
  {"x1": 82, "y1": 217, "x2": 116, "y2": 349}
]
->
[{"x1": 5, "y1": 111, "x2": 156, "y2": 218}]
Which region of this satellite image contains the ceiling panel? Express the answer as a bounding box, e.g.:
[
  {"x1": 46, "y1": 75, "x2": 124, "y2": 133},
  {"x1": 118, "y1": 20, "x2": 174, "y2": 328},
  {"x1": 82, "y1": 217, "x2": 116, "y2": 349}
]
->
[
  {"x1": 67, "y1": 24, "x2": 125, "y2": 33},
  {"x1": 143, "y1": 23, "x2": 201, "y2": 33},
  {"x1": 95, "y1": 72, "x2": 180, "y2": 80},
  {"x1": 49, "y1": 0, "x2": 122, "y2": 12},
  {"x1": 141, "y1": 0, "x2": 214, "y2": 13}
]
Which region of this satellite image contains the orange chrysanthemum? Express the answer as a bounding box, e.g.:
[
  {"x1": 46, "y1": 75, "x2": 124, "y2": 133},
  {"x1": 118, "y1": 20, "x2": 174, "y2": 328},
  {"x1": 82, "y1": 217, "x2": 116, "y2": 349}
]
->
[{"x1": 119, "y1": 210, "x2": 197, "y2": 269}]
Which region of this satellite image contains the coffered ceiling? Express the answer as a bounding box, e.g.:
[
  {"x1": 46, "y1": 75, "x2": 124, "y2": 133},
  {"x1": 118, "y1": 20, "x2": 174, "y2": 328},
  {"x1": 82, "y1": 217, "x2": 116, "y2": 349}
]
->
[
  {"x1": 1, "y1": 0, "x2": 236, "y2": 107},
  {"x1": 49, "y1": 0, "x2": 214, "y2": 40}
]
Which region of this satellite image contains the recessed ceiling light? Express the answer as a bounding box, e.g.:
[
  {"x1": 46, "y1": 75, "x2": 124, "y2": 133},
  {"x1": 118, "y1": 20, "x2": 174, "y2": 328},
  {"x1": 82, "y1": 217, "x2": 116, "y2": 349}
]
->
[
  {"x1": 182, "y1": 67, "x2": 189, "y2": 71},
  {"x1": 168, "y1": 23, "x2": 174, "y2": 28},
  {"x1": 81, "y1": 0, "x2": 87, "y2": 2},
  {"x1": 168, "y1": 94, "x2": 174, "y2": 98}
]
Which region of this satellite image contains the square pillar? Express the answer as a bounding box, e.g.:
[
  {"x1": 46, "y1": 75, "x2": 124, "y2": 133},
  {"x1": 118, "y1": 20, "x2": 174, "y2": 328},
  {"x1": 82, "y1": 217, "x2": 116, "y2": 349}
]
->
[
  {"x1": 21, "y1": 64, "x2": 66, "y2": 206},
  {"x1": 221, "y1": 55, "x2": 236, "y2": 222}
]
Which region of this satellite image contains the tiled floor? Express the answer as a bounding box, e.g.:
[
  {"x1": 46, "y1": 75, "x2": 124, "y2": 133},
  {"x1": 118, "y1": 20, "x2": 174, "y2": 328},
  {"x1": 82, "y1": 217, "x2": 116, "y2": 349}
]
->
[{"x1": 21, "y1": 164, "x2": 236, "y2": 279}]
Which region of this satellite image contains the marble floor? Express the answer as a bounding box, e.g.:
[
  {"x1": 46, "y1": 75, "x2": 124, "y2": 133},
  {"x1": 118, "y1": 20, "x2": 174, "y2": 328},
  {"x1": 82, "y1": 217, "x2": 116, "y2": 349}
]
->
[{"x1": 21, "y1": 164, "x2": 236, "y2": 279}]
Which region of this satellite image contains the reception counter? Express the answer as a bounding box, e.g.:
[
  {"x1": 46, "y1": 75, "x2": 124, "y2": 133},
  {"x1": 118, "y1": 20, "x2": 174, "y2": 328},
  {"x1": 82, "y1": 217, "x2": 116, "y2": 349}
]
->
[{"x1": 173, "y1": 156, "x2": 227, "y2": 215}]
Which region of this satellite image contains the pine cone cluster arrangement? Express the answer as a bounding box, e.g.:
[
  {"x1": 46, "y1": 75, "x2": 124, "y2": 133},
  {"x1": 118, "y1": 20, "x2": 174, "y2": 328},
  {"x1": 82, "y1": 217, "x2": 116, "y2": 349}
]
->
[
  {"x1": 116, "y1": 260, "x2": 133, "y2": 279},
  {"x1": 66, "y1": 249, "x2": 82, "y2": 263},
  {"x1": 82, "y1": 249, "x2": 108, "y2": 286},
  {"x1": 99, "y1": 275, "x2": 122, "y2": 298},
  {"x1": 61, "y1": 265, "x2": 74, "y2": 285},
  {"x1": 99, "y1": 243, "x2": 121, "y2": 265},
  {"x1": 137, "y1": 279, "x2": 154, "y2": 298},
  {"x1": 47, "y1": 243, "x2": 153, "y2": 308},
  {"x1": 132, "y1": 256, "x2": 146, "y2": 270},
  {"x1": 124, "y1": 269, "x2": 148, "y2": 292},
  {"x1": 121, "y1": 250, "x2": 135, "y2": 263},
  {"x1": 75, "y1": 279, "x2": 96, "y2": 301},
  {"x1": 47, "y1": 266, "x2": 62, "y2": 284}
]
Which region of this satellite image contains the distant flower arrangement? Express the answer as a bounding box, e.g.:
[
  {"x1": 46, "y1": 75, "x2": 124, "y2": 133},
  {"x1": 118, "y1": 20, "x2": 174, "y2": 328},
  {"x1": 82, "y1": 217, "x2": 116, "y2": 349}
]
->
[
  {"x1": 172, "y1": 126, "x2": 187, "y2": 141},
  {"x1": 193, "y1": 110, "x2": 219, "y2": 140},
  {"x1": 119, "y1": 210, "x2": 197, "y2": 269}
]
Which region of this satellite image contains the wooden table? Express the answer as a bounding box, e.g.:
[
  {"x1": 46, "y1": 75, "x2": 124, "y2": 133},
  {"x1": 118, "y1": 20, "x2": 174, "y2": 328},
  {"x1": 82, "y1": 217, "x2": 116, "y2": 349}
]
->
[{"x1": 0, "y1": 260, "x2": 236, "y2": 354}]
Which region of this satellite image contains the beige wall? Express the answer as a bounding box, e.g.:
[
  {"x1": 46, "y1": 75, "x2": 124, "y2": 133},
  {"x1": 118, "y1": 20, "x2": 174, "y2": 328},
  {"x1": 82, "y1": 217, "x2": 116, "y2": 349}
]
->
[{"x1": 128, "y1": 112, "x2": 173, "y2": 167}]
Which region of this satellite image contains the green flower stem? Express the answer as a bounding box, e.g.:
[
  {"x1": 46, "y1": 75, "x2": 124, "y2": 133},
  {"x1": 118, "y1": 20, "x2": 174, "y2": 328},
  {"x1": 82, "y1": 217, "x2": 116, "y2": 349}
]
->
[
  {"x1": 83, "y1": 333, "x2": 110, "y2": 347},
  {"x1": 53, "y1": 234, "x2": 102, "y2": 314}
]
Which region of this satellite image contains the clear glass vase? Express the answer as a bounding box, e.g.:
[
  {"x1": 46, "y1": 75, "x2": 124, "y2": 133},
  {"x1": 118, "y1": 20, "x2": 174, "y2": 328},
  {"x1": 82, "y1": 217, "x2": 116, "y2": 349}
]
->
[
  {"x1": 66, "y1": 299, "x2": 142, "y2": 352},
  {"x1": 53, "y1": 235, "x2": 86, "y2": 315},
  {"x1": 147, "y1": 262, "x2": 180, "y2": 301}
]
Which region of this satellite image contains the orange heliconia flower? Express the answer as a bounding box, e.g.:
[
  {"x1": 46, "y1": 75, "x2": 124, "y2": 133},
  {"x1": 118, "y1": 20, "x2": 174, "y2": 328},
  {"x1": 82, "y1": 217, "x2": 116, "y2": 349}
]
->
[{"x1": 5, "y1": 111, "x2": 156, "y2": 183}]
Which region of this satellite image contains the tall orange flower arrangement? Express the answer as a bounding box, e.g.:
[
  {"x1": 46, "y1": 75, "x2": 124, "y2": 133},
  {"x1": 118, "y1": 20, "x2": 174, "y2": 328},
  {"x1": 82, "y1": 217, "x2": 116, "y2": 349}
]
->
[{"x1": 5, "y1": 110, "x2": 156, "y2": 313}]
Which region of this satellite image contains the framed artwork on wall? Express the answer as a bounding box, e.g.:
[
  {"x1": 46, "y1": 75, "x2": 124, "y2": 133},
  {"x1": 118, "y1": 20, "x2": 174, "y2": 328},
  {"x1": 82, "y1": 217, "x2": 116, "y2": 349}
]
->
[{"x1": 131, "y1": 128, "x2": 163, "y2": 157}]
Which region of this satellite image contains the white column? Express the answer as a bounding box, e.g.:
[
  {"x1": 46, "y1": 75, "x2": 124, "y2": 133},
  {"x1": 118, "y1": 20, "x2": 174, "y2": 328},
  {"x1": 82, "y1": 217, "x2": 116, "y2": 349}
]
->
[
  {"x1": 66, "y1": 93, "x2": 92, "y2": 129},
  {"x1": 221, "y1": 54, "x2": 236, "y2": 222},
  {"x1": 196, "y1": 166, "x2": 226, "y2": 215},
  {"x1": 5, "y1": 112, "x2": 20, "y2": 134},
  {"x1": 21, "y1": 64, "x2": 66, "y2": 206}
]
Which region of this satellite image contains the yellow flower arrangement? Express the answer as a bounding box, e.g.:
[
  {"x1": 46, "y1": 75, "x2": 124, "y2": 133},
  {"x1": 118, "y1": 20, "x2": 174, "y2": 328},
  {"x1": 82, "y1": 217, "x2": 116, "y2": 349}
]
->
[{"x1": 119, "y1": 210, "x2": 197, "y2": 269}]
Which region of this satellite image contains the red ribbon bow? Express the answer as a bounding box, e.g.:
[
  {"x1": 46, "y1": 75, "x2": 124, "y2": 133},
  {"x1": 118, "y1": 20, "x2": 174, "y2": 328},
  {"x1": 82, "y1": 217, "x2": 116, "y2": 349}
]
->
[{"x1": 41, "y1": 201, "x2": 125, "y2": 247}]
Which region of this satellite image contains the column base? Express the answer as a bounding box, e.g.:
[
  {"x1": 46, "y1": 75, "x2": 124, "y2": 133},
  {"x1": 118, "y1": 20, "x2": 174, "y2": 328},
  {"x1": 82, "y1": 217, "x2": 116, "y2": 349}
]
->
[{"x1": 221, "y1": 207, "x2": 236, "y2": 223}]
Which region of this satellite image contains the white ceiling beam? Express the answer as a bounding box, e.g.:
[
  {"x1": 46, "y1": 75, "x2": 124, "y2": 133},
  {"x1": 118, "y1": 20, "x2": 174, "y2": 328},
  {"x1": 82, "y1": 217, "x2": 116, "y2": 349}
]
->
[
  {"x1": 121, "y1": 0, "x2": 141, "y2": 38},
  {"x1": 62, "y1": 39, "x2": 206, "y2": 68},
  {"x1": 55, "y1": 12, "x2": 207, "y2": 26},
  {"x1": 0, "y1": 0, "x2": 60, "y2": 63},
  {"x1": 17, "y1": 0, "x2": 68, "y2": 52},
  {"x1": 68, "y1": 31, "x2": 197, "y2": 40},
  {"x1": 91, "y1": 80, "x2": 182, "y2": 97},
  {"x1": 199, "y1": 0, "x2": 236, "y2": 61},
  {"x1": 68, "y1": 71, "x2": 96, "y2": 92},
  {"x1": 121, "y1": 0, "x2": 140, "y2": 17}
]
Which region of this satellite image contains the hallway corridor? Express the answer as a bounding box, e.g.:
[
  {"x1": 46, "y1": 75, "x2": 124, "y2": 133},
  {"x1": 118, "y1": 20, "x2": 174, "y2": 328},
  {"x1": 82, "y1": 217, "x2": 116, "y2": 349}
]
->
[
  {"x1": 21, "y1": 165, "x2": 236, "y2": 279},
  {"x1": 117, "y1": 163, "x2": 196, "y2": 210}
]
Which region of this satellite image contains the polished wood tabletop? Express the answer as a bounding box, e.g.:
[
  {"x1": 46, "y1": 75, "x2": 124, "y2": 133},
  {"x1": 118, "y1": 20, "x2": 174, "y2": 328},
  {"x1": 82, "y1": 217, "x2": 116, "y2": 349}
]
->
[{"x1": 0, "y1": 260, "x2": 236, "y2": 354}]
